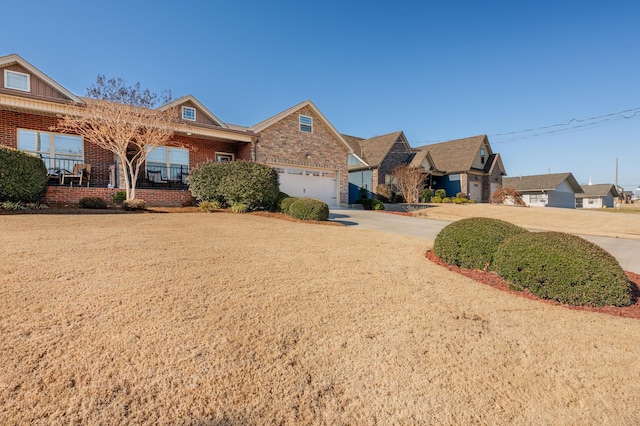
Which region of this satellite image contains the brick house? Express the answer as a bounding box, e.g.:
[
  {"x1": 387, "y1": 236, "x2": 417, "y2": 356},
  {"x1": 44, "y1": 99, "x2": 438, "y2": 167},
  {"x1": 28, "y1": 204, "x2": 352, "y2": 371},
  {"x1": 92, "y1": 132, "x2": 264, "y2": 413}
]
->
[
  {"x1": 346, "y1": 133, "x2": 505, "y2": 203},
  {"x1": 345, "y1": 131, "x2": 413, "y2": 203},
  {"x1": 250, "y1": 100, "x2": 352, "y2": 205},
  {"x1": 0, "y1": 54, "x2": 351, "y2": 206},
  {"x1": 411, "y1": 135, "x2": 506, "y2": 202}
]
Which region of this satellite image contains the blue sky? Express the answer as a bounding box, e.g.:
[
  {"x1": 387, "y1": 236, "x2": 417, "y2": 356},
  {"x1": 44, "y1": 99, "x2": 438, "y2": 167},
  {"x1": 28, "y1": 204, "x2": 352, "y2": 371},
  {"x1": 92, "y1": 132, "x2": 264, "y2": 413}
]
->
[{"x1": 5, "y1": 1, "x2": 640, "y2": 190}]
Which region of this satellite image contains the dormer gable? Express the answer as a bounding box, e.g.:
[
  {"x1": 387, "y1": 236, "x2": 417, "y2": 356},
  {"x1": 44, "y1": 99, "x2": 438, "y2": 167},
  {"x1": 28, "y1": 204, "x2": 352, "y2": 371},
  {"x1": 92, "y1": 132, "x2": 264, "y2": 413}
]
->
[
  {"x1": 471, "y1": 136, "x2": 493, "y2": 170},
  {"x1": 158, "y1": 95, "x2": 228, "y2": 128},
  {"x1": 0, "y1": 54, "x2": 82, "y2": 103}
]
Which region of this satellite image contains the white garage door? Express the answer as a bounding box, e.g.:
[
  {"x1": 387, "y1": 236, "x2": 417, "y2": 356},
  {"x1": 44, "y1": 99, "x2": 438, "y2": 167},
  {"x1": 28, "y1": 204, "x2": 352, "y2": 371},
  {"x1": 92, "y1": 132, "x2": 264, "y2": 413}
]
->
[{"x1": 272, "y1": 165, "x2": 338, "y2": 206}]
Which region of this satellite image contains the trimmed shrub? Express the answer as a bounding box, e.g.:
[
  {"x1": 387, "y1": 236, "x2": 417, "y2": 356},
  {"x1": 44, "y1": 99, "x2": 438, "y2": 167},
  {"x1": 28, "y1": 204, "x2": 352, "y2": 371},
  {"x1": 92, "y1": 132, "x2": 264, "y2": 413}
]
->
[
  {"x1": 442, "y1": 197, "x2": 452, "y2": 203},
  {"x1": 431, "y1": 195, "x2": 442, "y2": 203},
  {"x1": 280, "y1": 197, "x2": 300, "y2": 214},
  {"x1": 372, "y1": 199, "x2": 385, "y2": 210},
  {"x1": 230, "y1": 202, "x2": 248, "y2": 213},
  {"x1": 123, "y1": 199, "x2": 147, "y2": 210},
  {"x1": 112, "y1": 191, "x2": 126, "y2": 204},
  {"x1": 198, "y1": 200, "x2": 220, "y2": 212},
  {"x1": 188, "y1": 161, "x2": 279, "y2": 210},
  {"x1": 434, "y1": 217, "x2": 528, "y2": 270},
  {"x1": 453, "y1": 197, "x2": 468, "y2": 204},
  {"x1": 421, "y1": 188, "x2": 433, "y2": 203},
  {"x1": 273, "y1": 191, "x2": 290, "y2": 212},
  {"x1": 79, "y1": 196, "x2": 107, "y2": 209},
  {"x1": 288, "y1": 198, "x2": 329, "y2": 221},
  {"x1": 0, "y1": 146, "x2": 48, "y2": 203},
  {"x1": 435, "y1": 189, "x2": 447, "y2": 199},
  {"x1": 494, "y1": 232, "x2": 631, "y2": 307},
  {"x1": 456, "y1": 192, "x2": 467, "y2": 199}
]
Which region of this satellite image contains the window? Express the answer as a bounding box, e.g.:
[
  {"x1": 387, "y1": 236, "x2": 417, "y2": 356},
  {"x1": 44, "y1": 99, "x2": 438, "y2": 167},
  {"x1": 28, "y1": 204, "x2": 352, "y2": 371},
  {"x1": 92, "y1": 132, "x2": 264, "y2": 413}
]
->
[
  {"x1": 4, "y1": 70, "x2": 30, "y2": 92},
  {"x1": 17, "y1": 129, "x2": 83, "y2": 171},
  {"x1": 215, "y1": 153, "x2": 234, "y2": 162},
  {"x1": 529, "y1": 194, "x2": 545, "y2": 203},
  {"x1": 147, "y1": 146, "x2": 189, "y2": 180},
  {"x1": 299, "y1": 115, "x2": 313, "y2": 133},
  {"x1": 182, "y1": 106, "x2": 196, "y2": 121},
  {"x1": 480, "y1": 148, "x2": 486, "y2": 164}
]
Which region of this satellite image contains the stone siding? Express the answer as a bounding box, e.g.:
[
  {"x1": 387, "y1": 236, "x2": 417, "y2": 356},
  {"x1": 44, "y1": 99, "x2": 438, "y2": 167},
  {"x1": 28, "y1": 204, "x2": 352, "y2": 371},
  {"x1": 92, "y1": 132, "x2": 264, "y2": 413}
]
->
[{"x1": 255, "y1": 105, "x2": 349, "y2": 204}]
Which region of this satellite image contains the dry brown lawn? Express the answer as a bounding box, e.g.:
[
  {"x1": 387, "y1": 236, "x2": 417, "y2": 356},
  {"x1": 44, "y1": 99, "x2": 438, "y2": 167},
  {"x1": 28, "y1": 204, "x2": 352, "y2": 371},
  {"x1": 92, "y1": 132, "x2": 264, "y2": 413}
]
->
[
  {"x1": 1, "y1": 212, "x2": 640, "y2": 425},
  {"x1": 412, "y1": 203, "x2": 640, "y2": 240}
]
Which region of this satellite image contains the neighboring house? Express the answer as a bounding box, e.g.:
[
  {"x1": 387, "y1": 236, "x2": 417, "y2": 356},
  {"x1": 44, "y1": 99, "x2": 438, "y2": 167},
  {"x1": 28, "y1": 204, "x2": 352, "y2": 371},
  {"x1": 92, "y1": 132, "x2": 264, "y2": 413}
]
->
[
  {"x1": 412, "y1": 135, "x2": 506, "y2": 202},
  {"x1": 503, "y1": 172, "x2": 583, "y2": 208},
  {"x1": 575, "y1": 184, "x2": 619, "y2": 208},
  {"x1": 345, "y1": 131, "x2": 413, "y2": 203},
  {"x1": 250, "y1": 100, "x2": 352, "y2": 206},
  {"x1": 0, "y1": 54, "x2": 351, "y2": 206}
]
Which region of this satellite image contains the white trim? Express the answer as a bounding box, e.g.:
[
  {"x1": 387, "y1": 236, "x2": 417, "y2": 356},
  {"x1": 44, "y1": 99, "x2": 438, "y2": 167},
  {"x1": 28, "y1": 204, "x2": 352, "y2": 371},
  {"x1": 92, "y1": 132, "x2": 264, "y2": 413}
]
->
[
  {"x1": 4, "y1": 69, "x2": 30, "y2": 92},
  {"x1": 159, "y1": 95, "x2": 228, "y2": 128},
  {"x1": 215, "y1": 152, "x2": 234, "y2": 162},
  {"x1": 299, "y1": 114, "x2": 313, "y2": 133},
  {"x1": 0, "y1": 54, "x2": 83, "y2": 103},
  {"x1": 250, "y1": 100, "x2": 354, "y2": 154},
  {"x1": 182, "y1": 106, "x2": 196, "y2": 121}
]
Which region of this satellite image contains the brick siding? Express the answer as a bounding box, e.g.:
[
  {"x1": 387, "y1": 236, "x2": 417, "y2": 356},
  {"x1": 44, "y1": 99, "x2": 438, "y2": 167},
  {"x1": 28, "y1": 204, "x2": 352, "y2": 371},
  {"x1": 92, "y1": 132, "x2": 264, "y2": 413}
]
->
[
  {"x1": 44, "y1": 186, "x2": 194, "y2": 207},
  {"x1": 255, "y1": 105, "x2": 349, "y2": 204}
]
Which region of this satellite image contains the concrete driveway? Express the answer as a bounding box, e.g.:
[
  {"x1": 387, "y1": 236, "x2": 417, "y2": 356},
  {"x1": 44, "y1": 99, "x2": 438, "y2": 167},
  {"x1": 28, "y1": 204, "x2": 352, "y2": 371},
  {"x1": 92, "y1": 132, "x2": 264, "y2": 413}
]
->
[{"x1": 330, "y1": 208, "x2": 640, "y2": 274}]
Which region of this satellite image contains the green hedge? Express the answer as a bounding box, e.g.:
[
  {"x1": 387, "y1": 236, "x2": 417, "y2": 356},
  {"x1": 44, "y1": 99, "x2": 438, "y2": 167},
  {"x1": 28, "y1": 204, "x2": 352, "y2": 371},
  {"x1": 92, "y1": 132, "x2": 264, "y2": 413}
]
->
[
  {"x1": 188, "y1": 161, "x2": 279, "y2": 211},
  {"x1": 359, "y1": 198, "x2": 385, "y2": 210},
  {"x1": 434, "y1": 217, "x2": 528, "y2": 270},
  {"x1": 0, "y1": 146, "x2": 48, "y2": 203},
  {"x1": 494, "y1": 232, "x2": 631, "y2": 306},
  {"x1": 280, "y1": 197, "x2": 300, "y2": 214},
  {"x1": 288, "y1": 198, "x2": 329, "y2": 221}
]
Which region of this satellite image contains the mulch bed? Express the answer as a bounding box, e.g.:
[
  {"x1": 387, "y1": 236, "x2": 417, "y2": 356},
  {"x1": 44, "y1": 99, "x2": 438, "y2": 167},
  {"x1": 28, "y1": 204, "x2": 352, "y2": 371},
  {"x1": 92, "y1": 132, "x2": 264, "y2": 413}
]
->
[{"x1": 425, "y1": 250, "x2": 640, "y2": 320}]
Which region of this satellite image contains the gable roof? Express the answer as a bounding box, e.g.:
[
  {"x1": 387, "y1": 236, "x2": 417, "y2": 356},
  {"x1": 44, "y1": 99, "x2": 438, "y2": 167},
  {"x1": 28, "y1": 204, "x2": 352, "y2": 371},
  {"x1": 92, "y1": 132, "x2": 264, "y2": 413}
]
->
[
  {"x1": 351, "y1": 131, "x2": 409, "y2": 169},
  {"x1": 250, "y1": 100, "x2": 353, "y2": 153},
  {"x1": 341, "y1": 134, "x2": 365, "y2": 154},
  {"x1": 484, "y1": 152, "x2": 507, "y2": 176},
  {"x1": 158, "y1": 95, "x2": 228, "y2": 128},
  {"x1": 415, "y1": 134, "x2": 489, "y2": 173},
  {"x1": 576, "y1": 183, "x2": 619, "y2": 198},
  {"x1": 0, "y1": 54, "x2": 82, "y2": 103},
  {"x1": 503, "y1": 173, "x2": 583, "y2": 193}
]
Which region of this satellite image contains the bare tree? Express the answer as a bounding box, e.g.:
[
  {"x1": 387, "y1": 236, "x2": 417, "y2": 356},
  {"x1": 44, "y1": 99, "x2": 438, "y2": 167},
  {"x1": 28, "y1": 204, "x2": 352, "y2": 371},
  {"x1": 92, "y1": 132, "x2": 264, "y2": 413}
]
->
[
  {"x1": 87, "y1": 75, "x2": 172, "y2": 109},
  {"x1": 391, "y1": 165, "x2": 425, "y2": 203},
  {"x1": 53, "y1": 78, "x2": 179, "y2": 201},
  {"x1": 491, "y1": 185, "x2": 526, "y2": 206}
]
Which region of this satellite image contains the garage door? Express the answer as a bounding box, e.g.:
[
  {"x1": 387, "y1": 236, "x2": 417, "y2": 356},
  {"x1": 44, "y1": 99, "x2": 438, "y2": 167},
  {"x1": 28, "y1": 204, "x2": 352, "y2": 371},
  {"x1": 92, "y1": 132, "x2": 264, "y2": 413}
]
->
[{"x1": 272, "y1": 165, "x2": 338, "y2": 206}]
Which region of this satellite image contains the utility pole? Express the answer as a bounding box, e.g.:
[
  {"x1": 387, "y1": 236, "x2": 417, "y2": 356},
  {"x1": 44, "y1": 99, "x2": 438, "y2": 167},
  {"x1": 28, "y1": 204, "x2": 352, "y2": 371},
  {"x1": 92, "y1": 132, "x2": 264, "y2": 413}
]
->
[{"x1": 615, "y1": 157, "x2": 619, "y2": 190}]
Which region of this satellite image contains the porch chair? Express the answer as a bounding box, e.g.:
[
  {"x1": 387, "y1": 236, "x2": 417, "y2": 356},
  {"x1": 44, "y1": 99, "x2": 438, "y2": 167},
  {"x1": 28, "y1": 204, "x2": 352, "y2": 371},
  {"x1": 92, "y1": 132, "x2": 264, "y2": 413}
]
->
[
  {"x1": 147, "y1": 169, "x2": 167, "y2": 187},
  {"x1": 60, "y1": 164, "x2": 91, "y2": 187}
]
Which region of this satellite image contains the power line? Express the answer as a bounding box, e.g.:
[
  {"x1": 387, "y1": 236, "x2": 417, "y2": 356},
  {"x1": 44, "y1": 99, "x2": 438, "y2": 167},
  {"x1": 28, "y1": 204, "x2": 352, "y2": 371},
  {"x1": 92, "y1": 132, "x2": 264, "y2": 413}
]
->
[{"x1": 491, "y1": 107, "x2": 640, "y2": 144}]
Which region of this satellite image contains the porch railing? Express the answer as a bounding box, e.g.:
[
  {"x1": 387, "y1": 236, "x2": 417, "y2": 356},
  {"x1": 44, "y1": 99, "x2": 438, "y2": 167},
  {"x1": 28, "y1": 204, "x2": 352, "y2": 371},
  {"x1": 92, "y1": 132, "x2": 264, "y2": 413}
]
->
[
  {"x1": 41, "y1": 156, "x2": 189, "y2": 190},
  {"x1": 42, "y1": 156, "x2": 116, "y2": 188}
]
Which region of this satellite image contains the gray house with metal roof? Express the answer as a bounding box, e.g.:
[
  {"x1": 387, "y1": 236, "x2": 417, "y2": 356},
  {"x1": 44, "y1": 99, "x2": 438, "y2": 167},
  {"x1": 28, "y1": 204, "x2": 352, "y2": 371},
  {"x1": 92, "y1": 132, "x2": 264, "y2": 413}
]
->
[{"x1": 503, "y1": 172, "x2": 583, "y2": 208}]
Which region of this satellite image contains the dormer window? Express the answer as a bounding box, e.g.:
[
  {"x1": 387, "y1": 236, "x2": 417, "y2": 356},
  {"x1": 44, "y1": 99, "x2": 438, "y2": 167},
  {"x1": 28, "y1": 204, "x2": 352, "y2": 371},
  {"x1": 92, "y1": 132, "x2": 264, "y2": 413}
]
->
[
  {"x1": 182, "y1": 106, "x2": 196, "y2": 121},
  {"x1": 299, "y1": 115, "x2": 313, "y2": 133},
  {"x1": 4, "y1": 70, "x2": 30, "y2": 92}
]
